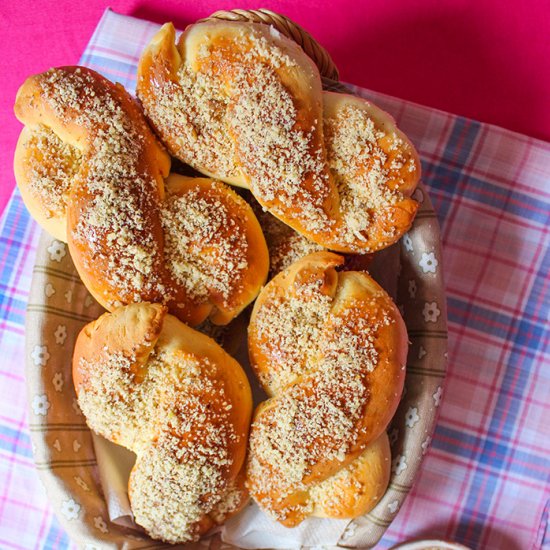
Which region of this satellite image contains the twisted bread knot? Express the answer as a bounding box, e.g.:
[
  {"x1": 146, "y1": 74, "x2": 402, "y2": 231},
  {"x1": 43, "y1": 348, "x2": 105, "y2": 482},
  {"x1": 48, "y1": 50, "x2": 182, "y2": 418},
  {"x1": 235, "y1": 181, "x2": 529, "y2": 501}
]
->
[
  {"x1": 14, "y1": 66, "x2": 268, "y2": 325},
  {"x1": 73, "y1": 303, "x2": 252, "y2": 543},
  {"x1": 246, "y1": 252, "x2": 406, "y2": 525},
  {"x1": 137, "y1": 21, "x2": 420, "y2": 254}
]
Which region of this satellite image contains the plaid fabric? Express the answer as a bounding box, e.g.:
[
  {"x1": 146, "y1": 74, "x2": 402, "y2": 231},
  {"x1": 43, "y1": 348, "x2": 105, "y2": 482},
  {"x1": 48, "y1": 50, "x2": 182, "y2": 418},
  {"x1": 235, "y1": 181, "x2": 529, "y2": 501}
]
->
[{"x1": 1, "y1": 8, "x2": 549, "y2": 549}]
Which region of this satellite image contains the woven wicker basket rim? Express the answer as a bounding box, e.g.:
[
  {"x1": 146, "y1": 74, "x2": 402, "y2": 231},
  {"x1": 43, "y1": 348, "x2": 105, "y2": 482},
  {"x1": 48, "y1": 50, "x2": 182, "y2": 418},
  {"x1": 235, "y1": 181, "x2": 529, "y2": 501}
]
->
[{"x1": 200, "y1": 8, "x2": 340, "y2": 82}]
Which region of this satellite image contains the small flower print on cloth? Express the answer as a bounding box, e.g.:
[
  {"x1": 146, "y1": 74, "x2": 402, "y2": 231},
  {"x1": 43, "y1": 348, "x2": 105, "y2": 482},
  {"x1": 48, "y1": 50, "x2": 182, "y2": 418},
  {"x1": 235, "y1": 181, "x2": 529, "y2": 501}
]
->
[
  {"x1": 54, "y1": 324, "x2": 67, "y2": 345},
  {"x1": 31, "y1": 345, "x2": 50, "y2": 366},
  {"x1": 403, "y1": 233, "x2": 413, "y2": 252},
  {"x1": 52, "y1": 372, "x2": 64, "y2": 392},
  {"x1": 47, "y1": 240, "x2": 67, "y2": 263},
  {"x1": 388, "y1": 500, "x2": 400, "y2": 514},
  {"x1": 74, "y1": 476, "x2": 90, "y2": 492},
  {"x1": 64, "y1": 289, "x2": 73, "y2": 303},
  {"x1": 423, "y1": 301, "x2": 441, "y2": 323},
  {"x1": 32, "y1": 394, "x2": 50, "y2": 416},
  {"x1": 419, "y1": 251, "x2": 438, "y2": 273},
  {"x1": 405, "y1": 406, "x2": 420, "y2": 428},
  {"x1": 342, "y1": 522, "x2": 357, "y2": 540},
  {"x1": 61, "y1": 498, "x2": 81, "y2": 521},
  {"x1": 392, "y1": 454, "x2": 407, "y2": 475},
  {"x1": 93, "y1": 516, "x2": 108, "y2": 533}
]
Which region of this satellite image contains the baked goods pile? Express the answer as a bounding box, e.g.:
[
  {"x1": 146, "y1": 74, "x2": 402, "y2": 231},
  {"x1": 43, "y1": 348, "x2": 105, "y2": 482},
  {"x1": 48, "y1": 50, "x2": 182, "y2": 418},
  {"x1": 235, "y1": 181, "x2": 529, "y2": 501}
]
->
[{"x1": 14, "y1": 12, "x2": 420, "y2": 545}]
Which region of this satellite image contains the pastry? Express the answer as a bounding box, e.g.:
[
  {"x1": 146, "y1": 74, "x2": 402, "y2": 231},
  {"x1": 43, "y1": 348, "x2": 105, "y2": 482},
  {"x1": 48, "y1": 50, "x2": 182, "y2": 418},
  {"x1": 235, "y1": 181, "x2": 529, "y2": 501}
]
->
[
  {"x1": 137, "y1": 21, "x2": 420, "y2": 253},
  {"x1": 246, "y1": 251, "x2": 407, "y2": 525},
  {"x1": 73, "y1": 303, "x2": 252, "y2": 543},
  {"x1": 252, "y1": 196, "x2": 374, "y2": 277},
  {"x1": 14, "y1": 67, "x2": 269, "y2": 325}
]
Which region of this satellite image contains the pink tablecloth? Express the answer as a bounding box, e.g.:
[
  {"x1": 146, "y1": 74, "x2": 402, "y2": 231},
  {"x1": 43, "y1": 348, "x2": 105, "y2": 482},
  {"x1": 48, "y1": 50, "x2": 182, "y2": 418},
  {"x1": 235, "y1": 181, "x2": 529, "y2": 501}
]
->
[{"x1": 2, "y1": 0, "x2": 550, "y2": 217}]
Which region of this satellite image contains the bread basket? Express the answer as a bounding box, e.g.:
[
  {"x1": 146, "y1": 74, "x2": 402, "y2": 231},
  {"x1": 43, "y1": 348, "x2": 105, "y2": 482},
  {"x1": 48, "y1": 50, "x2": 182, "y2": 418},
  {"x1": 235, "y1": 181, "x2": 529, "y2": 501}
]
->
[{"x1": 24, "y1": 9, "x2": 447, "y2": 549}]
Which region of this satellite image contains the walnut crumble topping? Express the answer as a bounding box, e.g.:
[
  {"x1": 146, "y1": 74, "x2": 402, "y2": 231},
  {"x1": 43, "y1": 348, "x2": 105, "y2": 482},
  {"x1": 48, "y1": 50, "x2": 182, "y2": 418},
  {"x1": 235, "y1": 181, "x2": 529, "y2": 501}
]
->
[
  {"x1": 249, "y1": 269, "x2": 394, "y2": 522},
  {"x1": 160, "y1": 183, "x2": 249, "y2": 307},
  {"x1": 77, "y1": 346, "x2": 243, "y2": 543},
  {"x1": 23, "y1": 124, "x2": 81, "y2": 217},
  {"x1": 143, "y1": 28, "x2": 335, "y2": 236},
  {"x1": 37, "y1": 68, "x2": 166, "y2": 303},
  {"x1": 325, "y1": 104, "x2": 415, "y2": 248},
  {"x1": 252, "y1": 202, "x2": 324, "y2": 277}
]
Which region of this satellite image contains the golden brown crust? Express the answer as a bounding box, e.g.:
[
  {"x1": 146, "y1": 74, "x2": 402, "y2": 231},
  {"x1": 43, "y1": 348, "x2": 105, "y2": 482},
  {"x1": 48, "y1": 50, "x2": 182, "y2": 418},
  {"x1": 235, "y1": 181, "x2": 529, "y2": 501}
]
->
[
  {"x1": 73, "y1": 303, "x2": 252, "y2": 543},
  {"x1": 137, "y1": 21, "x2": 420, "y2": 253},
  {"x1": 310, "y1": 432, "x2": 391, "y2": 519},
  {"x1": 13, "y1": 125, "x2": 80, "y2": 242},
  {"x1": 162, "y1": 174, "x2": 269, "y2": 325},
  {"x1": 246, "y1": 251, "x2": 406, "y2": 525},
  {"x1": 14, "y1": 66, "x2": 268, "y2": 326}
]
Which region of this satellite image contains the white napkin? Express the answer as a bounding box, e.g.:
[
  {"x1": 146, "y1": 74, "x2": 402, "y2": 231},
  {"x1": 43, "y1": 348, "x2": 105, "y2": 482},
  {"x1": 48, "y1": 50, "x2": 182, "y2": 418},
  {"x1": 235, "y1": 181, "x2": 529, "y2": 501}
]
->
[
  {"x1": 223, "y1": 501, "x2": 349, "y2": 548},
  {"x1": 91, "y1": 433, "x2": 138, "y2": 530}
]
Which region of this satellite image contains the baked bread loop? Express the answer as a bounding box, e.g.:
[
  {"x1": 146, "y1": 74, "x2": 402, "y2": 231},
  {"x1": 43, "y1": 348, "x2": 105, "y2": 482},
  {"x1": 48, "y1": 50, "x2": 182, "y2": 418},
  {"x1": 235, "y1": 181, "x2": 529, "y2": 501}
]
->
[
  {"x1": 73, "y1": 303, "x2": 252, "y2": 543},
  {"x1": 137, "y1": 21, "x2": 421, "y2": 253},
  {"x1": 14, "y1": 67, "x2": 268, "y2": 325},
  {"x1": 161, "y1": 173, "x2": 269, "y2": 325},
  {"x1": 247, "y1": 251, "x2": 407, "y2": 525}
]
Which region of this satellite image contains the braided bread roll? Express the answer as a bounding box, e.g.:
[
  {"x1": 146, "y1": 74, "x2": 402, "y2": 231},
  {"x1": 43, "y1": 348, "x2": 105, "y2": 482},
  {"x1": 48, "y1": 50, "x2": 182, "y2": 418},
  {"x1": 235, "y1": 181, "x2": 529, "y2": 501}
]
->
[
  {"x1": 73, "y1": 303, "x2": 252, "y2": 543},
  {"x1": 247, "y1": 251, "x2": 406, "y2": 525},
  {"x1": 14, "y1": 67, "x2": 268, "y2": 325},
  {"x1": 137, "y1": 21, "x2": 420, "y2": 254}
]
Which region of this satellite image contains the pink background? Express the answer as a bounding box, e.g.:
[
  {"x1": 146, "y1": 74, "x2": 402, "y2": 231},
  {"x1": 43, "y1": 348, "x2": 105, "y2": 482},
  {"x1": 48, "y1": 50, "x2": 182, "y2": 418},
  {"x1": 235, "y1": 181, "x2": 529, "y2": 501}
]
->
[{"x1": 2, "y1": 0, "x2": 550, "y2": 216}]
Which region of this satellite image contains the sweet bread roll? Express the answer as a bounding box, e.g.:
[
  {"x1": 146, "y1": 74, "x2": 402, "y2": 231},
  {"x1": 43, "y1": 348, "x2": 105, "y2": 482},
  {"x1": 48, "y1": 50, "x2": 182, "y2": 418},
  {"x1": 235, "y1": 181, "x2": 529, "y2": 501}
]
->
[
  {"x1": 73, "y1": 303, "x2": 252, "y2": 543},
  {"x1": 160, "y1": 174, "x2": 269, "y2": 325},
  {"x1": 14, "y1": 67, "x2": 268, "y2": 325},
  {"x1": 137, "y1": 21, "x2": 420, "y2": 253},
  {"x1": 247, "y1": 251, "x2": 406, "y2": 525}
]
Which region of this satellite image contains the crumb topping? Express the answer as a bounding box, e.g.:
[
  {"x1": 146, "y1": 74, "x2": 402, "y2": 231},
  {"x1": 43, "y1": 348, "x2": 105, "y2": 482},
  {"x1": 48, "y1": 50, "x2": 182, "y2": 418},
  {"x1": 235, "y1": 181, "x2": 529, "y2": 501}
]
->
[
  {"x1": 253, "y1": 203, "x2": 324, "y2": 276},
  {"x1": 144, "y1": 65, "x2": 239, "y2": 180},
  {"x1": 160, "y1": 183, "x2": 249, "y2": 307},
  {"x1": 325, "y1": 104, "x2": 412, "y2": 248},
  {"x1": 249, "y1": 268, "x2": 394, "y2": 521},
  {"x1": 254, "y1": 277, "x2": 332, "y2": 393},
  {"x1": 22, "y1": 124, "x2": 81, "y2": 217},
  {"x1": 37, "y1": 68, "x2": 166, "y2": 303},
  {"x1": 31, "y1": 68, "x2": 256, "y2": 317},
  {"x1": 141, "y1": 28, "x2": 334, "y2": 235},
  {"x1": 141, "y1": 25, "x2": 419, "y2": 252},
  {"x1": 77, "y1": 345, "x2": 244, "y2": 543}
]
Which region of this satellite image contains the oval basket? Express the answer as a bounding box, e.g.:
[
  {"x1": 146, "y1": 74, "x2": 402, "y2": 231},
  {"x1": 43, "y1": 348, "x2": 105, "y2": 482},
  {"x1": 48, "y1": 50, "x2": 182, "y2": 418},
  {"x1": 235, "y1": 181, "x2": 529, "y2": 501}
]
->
[{"x1": 24, "y1": 9, "x2": 448, "y2": 550}]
